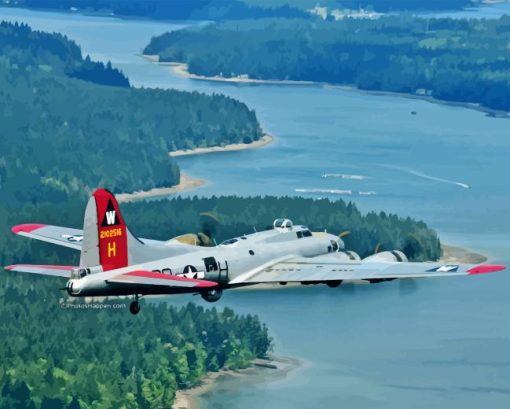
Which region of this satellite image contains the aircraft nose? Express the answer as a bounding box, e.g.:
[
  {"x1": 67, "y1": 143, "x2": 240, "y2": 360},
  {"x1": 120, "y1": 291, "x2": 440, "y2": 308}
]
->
[{"x1": 66, "y1": 279, "x2": 81, "y2": 295}]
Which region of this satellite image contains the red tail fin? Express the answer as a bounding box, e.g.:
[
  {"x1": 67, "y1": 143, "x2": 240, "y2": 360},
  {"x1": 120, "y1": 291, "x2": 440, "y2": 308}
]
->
[{"x1": 93, "y1": 189, "x2": 128, "y2": 271}]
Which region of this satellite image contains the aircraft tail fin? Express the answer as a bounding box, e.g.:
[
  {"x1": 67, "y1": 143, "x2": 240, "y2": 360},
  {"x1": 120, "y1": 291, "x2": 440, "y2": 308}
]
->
[{"x1": 80, "y1": 188, "x2": 143, "y2": 271}]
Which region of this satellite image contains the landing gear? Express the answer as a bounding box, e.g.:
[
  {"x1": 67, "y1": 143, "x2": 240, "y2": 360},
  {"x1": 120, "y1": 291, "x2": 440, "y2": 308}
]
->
[
  {"x1": 201, "y1": 289, "x2": 223, "y2": 303},
  {"x1": 130, "y1": 295, "x2": 141, "y2": 315},
  {"x1": 326, "y1": 280, "x2": 342, "y2": 288}
]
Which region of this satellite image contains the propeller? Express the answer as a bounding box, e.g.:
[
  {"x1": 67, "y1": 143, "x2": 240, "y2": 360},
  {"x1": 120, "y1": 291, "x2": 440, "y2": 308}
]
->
[
  {"x1": 370, "y1": 241, "x2": 419, "y2": 296},
  {"x1": 338, "y1": 230, "x2": 351, "y2": 238},
  {"x1": 170, "y1": 212, "x2": 220, "y2": 247},
  {"x1": 198, "y1": 212, "x2": 219, "y2": 246}
]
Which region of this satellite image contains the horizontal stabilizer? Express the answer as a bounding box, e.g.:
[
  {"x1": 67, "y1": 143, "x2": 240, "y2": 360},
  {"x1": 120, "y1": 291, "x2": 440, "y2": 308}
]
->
[
  {"x1": 4, "y1": 264, "x2": 75, "y2": 278},
  {"x1": 107, "y1": 270, "x2": 218, "y2": 288},
  {"x1": 12, "y1": 223, "x2": 83, "y2": 250}
]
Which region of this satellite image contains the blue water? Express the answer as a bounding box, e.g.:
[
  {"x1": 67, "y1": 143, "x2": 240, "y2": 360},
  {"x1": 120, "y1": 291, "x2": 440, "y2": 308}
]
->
[
  {"x1": 420, "y1": 2, "x2": 510, "y2": 19},
  {"x1": 1, "y1": 7, "x2": 510, "y2": 409}
]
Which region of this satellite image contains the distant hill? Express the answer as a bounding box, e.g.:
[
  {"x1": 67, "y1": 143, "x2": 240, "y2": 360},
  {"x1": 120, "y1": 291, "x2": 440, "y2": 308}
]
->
[
  {"x1": 0, "y1": 21, "x2": 263, "y2": 204},
  {"x1": 3, "y1": 0, "x2": 309, "y2": 20},
  {"x1": 0, "y1": 20, "x2": 129, "y2": 87},
  {"x1": 2, "y1": 0, "x2": 477, "y2": 20},
  {"x1": 145, "y1": 15, "x2": 510, "y2": 112}
]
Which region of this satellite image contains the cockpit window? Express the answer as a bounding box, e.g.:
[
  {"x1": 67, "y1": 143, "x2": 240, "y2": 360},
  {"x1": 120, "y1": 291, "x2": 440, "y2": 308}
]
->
[
  {"x1": 296, "y1": 231, "x2": 303, "y2": 239},
  {"x1": 274, "y1": 218, "x2": 285, "y2": 228},
  {"x1": 303, "y1": 230, "x2": 312, "y2": 237},
  {"x1": 221, "y1": 238, "x2": 238, "y2": 245}
]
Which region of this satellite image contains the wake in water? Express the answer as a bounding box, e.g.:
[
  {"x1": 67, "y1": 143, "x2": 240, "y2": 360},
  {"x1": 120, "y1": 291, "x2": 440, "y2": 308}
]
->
[
  {"x1": 321, "y1": 173, "x2": 368, "y2": 180},
  {"x1": 296, "y1": 188, "x2": 352, "y2": 195},
  {"x1": 295, "y1": 189, "x2": 377, "y2": 196},
  {"x1": 382, "y1": 165, "x2": 470, "y2": 189}
]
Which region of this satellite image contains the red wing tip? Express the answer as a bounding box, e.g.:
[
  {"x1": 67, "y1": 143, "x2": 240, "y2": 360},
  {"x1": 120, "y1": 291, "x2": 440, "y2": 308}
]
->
[
  {"x1": 468, "y1": 265, "x2": 506, "y2": 275},
  {"x1": 4, "y1": 265, "x2": 15, "y2": 271},
  {"x1": 11, "y1": 223, "x2": 46, "y2": 234}
]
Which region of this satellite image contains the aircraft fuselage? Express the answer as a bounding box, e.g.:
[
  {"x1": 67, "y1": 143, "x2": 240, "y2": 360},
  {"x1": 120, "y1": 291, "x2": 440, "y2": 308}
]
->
[{"x1": 67, "y1": 224, "x2": 343, "y2": 297}]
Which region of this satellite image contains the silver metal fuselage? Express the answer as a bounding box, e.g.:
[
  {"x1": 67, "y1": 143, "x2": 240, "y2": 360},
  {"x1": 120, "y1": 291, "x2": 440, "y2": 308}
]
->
[{"x1": 68, "y1": 225, "x2": 343, "y2": 297}]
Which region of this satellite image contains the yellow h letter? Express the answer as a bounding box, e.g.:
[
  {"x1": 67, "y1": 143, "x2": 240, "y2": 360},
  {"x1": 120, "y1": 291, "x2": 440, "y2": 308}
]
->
[{"x1": 107, "y1": 241, "x2": 117, "y2": 258}]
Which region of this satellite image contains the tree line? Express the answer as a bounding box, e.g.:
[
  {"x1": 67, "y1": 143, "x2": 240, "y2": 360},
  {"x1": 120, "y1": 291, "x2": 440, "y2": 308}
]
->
[
  {"x1": 145, "y1": 15, "x2": 510, "y2": 111},
  {"x1": 0, "y1": 21, "x2": 263, "y2": 205},
  {"x1": 121, "y1": 195, "x2": 442, "y2": 261},
  {"x1": 4, "y1": 0, "x2": 309, "y2": 20},
  {"x1": 3, "y1": 0, "x2": 478, "y2": 21}
]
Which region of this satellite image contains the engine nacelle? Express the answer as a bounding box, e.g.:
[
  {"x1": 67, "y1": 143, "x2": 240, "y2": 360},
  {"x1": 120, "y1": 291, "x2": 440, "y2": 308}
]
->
[
  {"x1": 201, "y1": 288, "x2": 223, "y2": 303},
  {"x1": 329, "y1": 251, "x2": 361, "y2": 262},
  {"x1": 363, "y1": 250, "x2": 408, "y2": 263}
]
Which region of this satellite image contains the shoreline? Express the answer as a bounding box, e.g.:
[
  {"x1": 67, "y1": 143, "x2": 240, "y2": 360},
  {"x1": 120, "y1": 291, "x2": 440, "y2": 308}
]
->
[
  {"x1": 170, "y1": 244, "x2": 487, "y2": 407},
  {"x1": 142, "y1": 56, "x2": 510, "y2": 119},
  {"x1": 170, "y1": 134, "x2": 273, "y2": 157},
  {"x1": 115, "y1": 173, "x2": 205, "y2": 202},
  {"x1": 439, "y1": 243, "x2": 487, "y2": 264},
  {"x1": 173, "y1": 356, "x2": 300, "y2": 409}
]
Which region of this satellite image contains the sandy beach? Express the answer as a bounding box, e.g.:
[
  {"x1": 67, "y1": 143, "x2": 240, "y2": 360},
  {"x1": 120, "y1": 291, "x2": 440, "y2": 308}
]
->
[
  {"x1": 439, "y1": 244, "x2": 487, "y2": 264},
  {"x1": 172, "y1": 62, "x2": 316, "y2": 85},
  {"x1": 116, "y1": 173, "x2": 205, "y2": 203},
  {"x1": 173, "y1": 356, "x2": 300, "y2": 409},
  {"x1": 169, "y1": 134, "x2": 273, "y2": 157}
]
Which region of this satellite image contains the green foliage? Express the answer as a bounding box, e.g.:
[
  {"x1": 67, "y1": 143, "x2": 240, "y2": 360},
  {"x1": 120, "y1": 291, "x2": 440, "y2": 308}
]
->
[
  {"x1": 145, "y1": 15, "x2": 510, "y2": 111},
  {"x1": 0, "y1": 21, "x2": 129, "y2": 87},
  {"x1": 0, "y1": 197, "x2": 273, "y2": 409},
  {"x1": 7, "y1": 0, "x2": 309, "y2": 20},
  {"x1": 0, "y1": 21, "x2": 263, "y2": 204},
  {"x1": 0, "y1": 281, "x2": 270, "y2": 409}
]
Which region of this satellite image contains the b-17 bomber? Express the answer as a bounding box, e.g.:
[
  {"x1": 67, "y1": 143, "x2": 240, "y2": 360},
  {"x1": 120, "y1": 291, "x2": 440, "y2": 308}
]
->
[{"x1": 6, "y1": 189, "x2": 506, "y2": 315}]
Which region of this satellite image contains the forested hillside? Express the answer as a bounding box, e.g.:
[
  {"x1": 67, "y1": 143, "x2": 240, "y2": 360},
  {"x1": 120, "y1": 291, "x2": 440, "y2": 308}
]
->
[
  {"x1": 0, "y1": 278, "x2": 270, "y2": 409},
  {"x1": 0, "y1": 21, "x2": 263, "y2": 204},
  {"x1": 2, "y1": 0, "x2": 308, "y2": 20},
  {"x1": 246, "y1": 0, "x2": 474, "y2": 12},
  {"x1": 2, "y1": 0, "x2": 477, "y2": 20},
  {"x1": 0, "y1": 21, "x2": 129, "y2": 86},
  {"x1": 145, "y1": 15, "x2": 510, "y2": 111}
]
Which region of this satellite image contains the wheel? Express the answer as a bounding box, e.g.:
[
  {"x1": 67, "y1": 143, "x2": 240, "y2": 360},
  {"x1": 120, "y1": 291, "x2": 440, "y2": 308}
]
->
[
  {"x1": 129, "y1": 301, "x2": 140, "y2": 315},
  {"x1": 326, "y1": 280, "x2": 342, "y2": 288}
]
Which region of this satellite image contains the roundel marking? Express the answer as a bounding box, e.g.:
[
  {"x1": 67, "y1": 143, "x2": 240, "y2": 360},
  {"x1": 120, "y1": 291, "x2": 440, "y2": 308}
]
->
[{"x1": 183, "y1": 265, "x2": 198, "y2": 279}]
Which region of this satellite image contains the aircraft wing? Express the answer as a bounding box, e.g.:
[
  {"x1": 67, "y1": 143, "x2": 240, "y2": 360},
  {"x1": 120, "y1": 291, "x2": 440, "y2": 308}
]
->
[
  {"x1": 12, "y1": 224, "x2": 85, "y2": 250},
  {"x1": 11, "y1": 223, "x2": 165, "y2": 250},
  {"x1": 107, "y1": 270, "x2": 218, "y2": 288},
  {"x1": 4, "y1": 264, "x2": 75, "y2": 278},
  {"x1": 230, "y1": 255, "x2": 506, "y2": 284}
]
